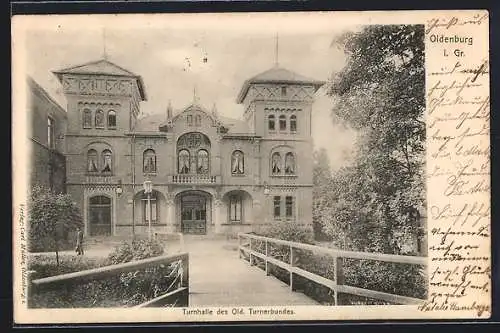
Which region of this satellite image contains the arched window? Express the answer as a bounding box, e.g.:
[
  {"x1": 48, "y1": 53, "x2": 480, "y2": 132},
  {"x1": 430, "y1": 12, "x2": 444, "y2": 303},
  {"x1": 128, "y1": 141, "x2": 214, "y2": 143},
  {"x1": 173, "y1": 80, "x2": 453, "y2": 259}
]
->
[
  {"x1": 101, "y1": 149, "x2": 112, "y2": 173},
  {"x1": 95, "y1": 109, "x2": 105, "y2": 128},
  {"x1": 187, "y1": 115, "x2": 193, "y2": 126},
  {"x1": 197, "y1": 149, "x2": 209, "y2": 174},
  {"x1": 279, "y1": 115, "x2": 287, "y2": 131},
  {"x1": 177, "y1": 132, "x2": 210, "y2": 175},
  {"x1": 195, "y1": 115, "x2": 202, "y2": 127},
  {"x1": 87, "y1": 149, "x2": 98, "y2": 173},
  {"x1": 285, "y1": 152, "x2": 295, "y2": 175},
  {"x1": 290, "y1": 115, "x2": 297, "y2": 132},
  {"x1": 271, "y1": 152, "x2": 282, "y2": 175},
  {"x1": 178, "y1": 149, "x2": 190, "y2": 174},
  {"x1": 231, "y1": 150, "x2": 244, "y2": 175},
  {"x1": 143, "y1": 149, "x2": 156, "y2": 173},
  {"x1": 107, "y1": 110, "x2": 117, "y2": 129},
  {"x1": 268, "y1": 114, "x2": 275, "y2": 131},
  {"x1": 83, "y1": 109, "x2": 92, "y2": 128}
]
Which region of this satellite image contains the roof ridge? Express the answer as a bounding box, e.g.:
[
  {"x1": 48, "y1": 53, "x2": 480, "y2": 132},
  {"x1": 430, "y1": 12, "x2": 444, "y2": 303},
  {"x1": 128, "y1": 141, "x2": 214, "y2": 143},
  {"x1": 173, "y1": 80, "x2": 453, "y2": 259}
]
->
[{"x1": 52, "y1": 58, "x2": 137, "y2": 77}]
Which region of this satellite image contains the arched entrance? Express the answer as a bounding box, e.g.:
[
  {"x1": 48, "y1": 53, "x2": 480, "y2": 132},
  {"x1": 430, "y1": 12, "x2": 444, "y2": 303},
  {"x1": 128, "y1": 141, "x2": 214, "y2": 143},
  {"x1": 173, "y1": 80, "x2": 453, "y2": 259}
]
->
[
  {"x1": 178, "y1": 190, "x2": 210, "y2": 234},
  {"x1": 88, "y1": 195, "x2": 112, "y2": 236}
]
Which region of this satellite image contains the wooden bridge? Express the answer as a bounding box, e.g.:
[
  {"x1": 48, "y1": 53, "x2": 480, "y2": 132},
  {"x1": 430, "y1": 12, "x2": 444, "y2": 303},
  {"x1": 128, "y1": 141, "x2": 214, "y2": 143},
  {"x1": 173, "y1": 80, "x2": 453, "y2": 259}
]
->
[{"x1": 30, "y1": 233, "x2": 427, "y2": 308}]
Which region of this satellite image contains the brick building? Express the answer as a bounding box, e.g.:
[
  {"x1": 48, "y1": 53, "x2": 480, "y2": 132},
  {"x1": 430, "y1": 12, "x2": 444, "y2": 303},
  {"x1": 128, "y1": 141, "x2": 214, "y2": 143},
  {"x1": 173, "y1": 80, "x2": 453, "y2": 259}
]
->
[
  {"x1": 45, "y1": 57, "x2": 324, "y2": 237},
  {"x1": 28, "y1": 77, "x2": 67, "y2": 194}
]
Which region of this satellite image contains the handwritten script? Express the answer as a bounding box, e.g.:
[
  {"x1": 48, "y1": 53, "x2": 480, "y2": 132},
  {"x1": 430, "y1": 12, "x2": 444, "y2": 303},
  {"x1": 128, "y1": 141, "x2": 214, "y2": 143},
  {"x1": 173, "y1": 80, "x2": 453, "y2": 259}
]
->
[{"x1": 420, "y1": 11, "x2": 490, "y2": 317}]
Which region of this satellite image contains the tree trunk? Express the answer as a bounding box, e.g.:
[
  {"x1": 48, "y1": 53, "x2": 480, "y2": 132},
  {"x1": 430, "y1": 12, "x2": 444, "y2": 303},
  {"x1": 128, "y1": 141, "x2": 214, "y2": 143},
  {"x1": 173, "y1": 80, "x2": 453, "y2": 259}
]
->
[{"x1": 54, "y1": 236, "x2": 59, "y2": 267}]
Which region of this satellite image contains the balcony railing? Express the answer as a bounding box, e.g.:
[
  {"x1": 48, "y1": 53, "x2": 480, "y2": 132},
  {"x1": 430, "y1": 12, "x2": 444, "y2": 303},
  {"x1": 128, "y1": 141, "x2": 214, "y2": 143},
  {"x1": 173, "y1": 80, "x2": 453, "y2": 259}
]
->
[{"x1": 170, "y1": 174, "x2": 219, "y2": 184}]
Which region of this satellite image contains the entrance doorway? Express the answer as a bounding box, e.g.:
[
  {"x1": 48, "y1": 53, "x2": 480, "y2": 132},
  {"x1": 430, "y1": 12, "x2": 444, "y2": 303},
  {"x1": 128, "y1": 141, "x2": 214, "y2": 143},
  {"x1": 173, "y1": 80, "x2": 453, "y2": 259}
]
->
[
  {"x1": 181, "y1": 193, "x2": 207, "y2": 234},
  {"x1": 88, "y1": 195, "x2": 112, "y2": 236}
]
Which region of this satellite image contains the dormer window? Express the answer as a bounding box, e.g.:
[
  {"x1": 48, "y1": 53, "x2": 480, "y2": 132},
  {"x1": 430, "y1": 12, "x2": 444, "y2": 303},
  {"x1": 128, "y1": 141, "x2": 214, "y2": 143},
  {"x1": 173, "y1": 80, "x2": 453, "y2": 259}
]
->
[{"x1": 195, "y1": 115, "x2": 202, "y2": 127}]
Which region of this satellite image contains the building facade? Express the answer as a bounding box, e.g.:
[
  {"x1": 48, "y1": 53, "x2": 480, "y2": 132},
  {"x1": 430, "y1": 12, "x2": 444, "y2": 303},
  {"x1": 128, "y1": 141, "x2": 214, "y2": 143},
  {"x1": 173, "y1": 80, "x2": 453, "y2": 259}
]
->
[
  {"x1": 49, "y1": 58, "x2": 324, "y2": 237},
  {"x1": 28, "y1": 77, "x2": 67, "y2": 194}
]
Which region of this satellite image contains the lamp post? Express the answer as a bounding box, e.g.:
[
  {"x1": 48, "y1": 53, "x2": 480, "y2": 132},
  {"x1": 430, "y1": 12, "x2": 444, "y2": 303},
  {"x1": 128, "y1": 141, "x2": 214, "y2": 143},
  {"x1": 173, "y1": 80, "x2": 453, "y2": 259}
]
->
[{"x1": 143, "y1": 180, "x2": 153, "y2": 241}]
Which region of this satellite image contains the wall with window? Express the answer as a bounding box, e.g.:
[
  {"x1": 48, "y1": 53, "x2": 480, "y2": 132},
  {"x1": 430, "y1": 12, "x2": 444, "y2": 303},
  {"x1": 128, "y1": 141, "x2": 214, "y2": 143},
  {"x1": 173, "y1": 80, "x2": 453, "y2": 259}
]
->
[
  {"x1": 219, "y1": 139, "x2": 256, "y2": 185},
  {"x1": 63, "y1": 78, "x2": 137, "y2": 135},
  {"x1": 64, "y1": 137, "x2": 133, "y2": 185},
  {"x1": 28, "y1": 77, "x2": 67, "y2": 193}
]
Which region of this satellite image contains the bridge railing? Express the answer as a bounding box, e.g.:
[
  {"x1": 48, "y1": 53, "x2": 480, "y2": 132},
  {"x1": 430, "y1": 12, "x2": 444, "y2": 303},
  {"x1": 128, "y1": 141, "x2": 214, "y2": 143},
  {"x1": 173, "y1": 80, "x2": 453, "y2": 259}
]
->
[
  {"x1": 238, "y1": 233, "x2": 426, "y2": 305},
  {"x1": 30, "y1": 252, "x2": 189, "y2": 308}
]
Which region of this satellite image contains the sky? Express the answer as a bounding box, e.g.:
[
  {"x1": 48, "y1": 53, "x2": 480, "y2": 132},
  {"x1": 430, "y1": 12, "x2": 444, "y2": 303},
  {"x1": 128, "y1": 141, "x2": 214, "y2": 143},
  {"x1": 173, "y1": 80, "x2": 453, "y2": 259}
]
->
[{"x1": 21, "y1": 13, "x2": 360, "y2": 170}]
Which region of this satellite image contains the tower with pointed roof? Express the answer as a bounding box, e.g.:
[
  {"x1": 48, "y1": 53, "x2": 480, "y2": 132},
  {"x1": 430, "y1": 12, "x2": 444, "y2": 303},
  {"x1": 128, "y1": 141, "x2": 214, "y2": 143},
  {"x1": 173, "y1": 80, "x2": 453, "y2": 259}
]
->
[
  {"x1": 53, "y1": 58, "x2": 147, "y2": 134},
  {"x1": 236, "y1": 64, "x2": 324, "y2": 230}
]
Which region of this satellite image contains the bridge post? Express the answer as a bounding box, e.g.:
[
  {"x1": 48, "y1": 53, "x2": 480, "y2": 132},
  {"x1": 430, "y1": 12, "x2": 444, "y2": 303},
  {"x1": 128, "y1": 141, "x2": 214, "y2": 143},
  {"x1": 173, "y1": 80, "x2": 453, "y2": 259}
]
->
[
  {"x1": 265, "y1": 240, "x2": 269, "y2": 276},
  {"x1": 238, "y1": 234, "x2": 242, "y2": 259},
  {"x1": 181, "y1": 254, "x2": 190, "y2": 307},
  {"x1": 334, "y1": 256, "x2": 344, "y2": 305},
  {"x1": 249, "y1": 238, "x2": 254, "y2": 266},
  {"x1": 289, "y1": 245, "x2": 295, "y2": 292}
]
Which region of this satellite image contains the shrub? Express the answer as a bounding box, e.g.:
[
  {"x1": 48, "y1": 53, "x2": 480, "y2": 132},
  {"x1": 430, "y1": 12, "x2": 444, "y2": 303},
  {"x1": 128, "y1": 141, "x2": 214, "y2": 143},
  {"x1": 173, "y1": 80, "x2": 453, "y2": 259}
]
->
[
  {"x1": 260, "y1": 221, "x2": 314, "y2": 244},
  {"x1": 28, "y1": 186, "x2": 83, "y2": 263},
  {"x1": 253, "y1": 221, "x2": 426, "y2": 305},
  {"x1": 108, "y1": 238, "x2": 164, "y2": 264},
  {"x1": 29, "y1": 239, "x2": 177, "y2": 308}
]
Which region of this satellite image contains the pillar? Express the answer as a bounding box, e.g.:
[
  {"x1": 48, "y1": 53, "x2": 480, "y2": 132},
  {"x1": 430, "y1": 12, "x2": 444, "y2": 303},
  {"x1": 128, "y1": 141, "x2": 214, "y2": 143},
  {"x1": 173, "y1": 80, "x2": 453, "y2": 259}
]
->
[
  {"x1": 165, "y1": 193, "x2": 176, "y2": 233},
  {"x1": 214, "y1": 199, "x2": 223, "y2": 234}
]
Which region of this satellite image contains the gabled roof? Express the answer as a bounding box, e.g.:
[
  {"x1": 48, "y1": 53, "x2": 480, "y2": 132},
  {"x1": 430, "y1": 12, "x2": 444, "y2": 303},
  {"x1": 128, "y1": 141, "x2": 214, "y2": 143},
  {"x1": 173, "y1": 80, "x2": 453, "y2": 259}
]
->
[
  {"x1": 236, "y1": 65, "x2": 325, "y2": 103},
  {"x1": 133, "y1": 104, "x2": 252, "y2": 135},
  {"x1": 52, "y1": 59, "x2": 147, "y2": 101},
  {"x1": 27, "y1": 76, "x2": 67, "y2": 116}
]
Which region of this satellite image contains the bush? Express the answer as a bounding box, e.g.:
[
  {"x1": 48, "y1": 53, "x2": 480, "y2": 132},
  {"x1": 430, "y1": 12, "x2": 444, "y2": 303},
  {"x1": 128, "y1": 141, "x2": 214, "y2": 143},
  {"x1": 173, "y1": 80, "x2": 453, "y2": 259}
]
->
[
  {"x1": 108, "y1": 238, "x2": 164, "y2": 264},
  {"x1": 29, "y1": 239, "x2": 177, "y2": 308},
  {"x1": 253, "y1": 221, "x2": 426, "y2": 305},
  {"x1": 260, "y1": 221, "x2": 314, "y2": 244},
  {"x1": 28, "y1": 186, "x2": 83, "y2": 258},
  {"x1": 29, "y1": 254, "x2": 109, "y2": 280}
]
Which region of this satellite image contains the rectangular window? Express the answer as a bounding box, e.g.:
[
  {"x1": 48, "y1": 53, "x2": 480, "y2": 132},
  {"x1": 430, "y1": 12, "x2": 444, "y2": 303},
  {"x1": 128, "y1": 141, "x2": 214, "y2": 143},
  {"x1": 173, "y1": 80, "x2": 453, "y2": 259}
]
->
[
  {"x1": 273, "y1": 196, "x2": 281, "y2": 218},
  {"x1": 47, "y1": 117, "x2": 55, "y2": 148},
  {"x1": 143, "y1": 197, "x2": 158, "y2": 224},
  {"x1": 285, "y1": 196, "x2": 294, "y2": 218},
  {"x1": 229, "y1": 195, "x2": 242, "y2": 222}
]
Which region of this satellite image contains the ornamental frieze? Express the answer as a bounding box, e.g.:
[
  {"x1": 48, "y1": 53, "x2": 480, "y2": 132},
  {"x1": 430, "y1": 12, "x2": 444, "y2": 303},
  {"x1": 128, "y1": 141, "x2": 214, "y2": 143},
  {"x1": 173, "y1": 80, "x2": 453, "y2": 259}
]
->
[
  {"x1": 249, "y1": 85, "x2": 315, "y2": 101},
  {"x1": 62, "y1": 76, "x2": 134, "y2": 96}
]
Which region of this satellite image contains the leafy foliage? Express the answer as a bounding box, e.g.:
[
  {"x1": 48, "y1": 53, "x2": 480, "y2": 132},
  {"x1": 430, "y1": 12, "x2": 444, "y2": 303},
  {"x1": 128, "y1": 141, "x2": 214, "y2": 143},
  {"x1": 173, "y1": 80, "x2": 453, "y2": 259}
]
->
[
  {"x1": 29, "y1": 239, "x2": 177, "y2": 308},
  {"x1": 254, "y1": 222, "x2": 426, "y2": 305},
  {"x1": 321, "y1": 24, "x2": 426, "y2": 255},
  {"x1": 28, "y1": 186, "x2": 83, "y2": 262}
]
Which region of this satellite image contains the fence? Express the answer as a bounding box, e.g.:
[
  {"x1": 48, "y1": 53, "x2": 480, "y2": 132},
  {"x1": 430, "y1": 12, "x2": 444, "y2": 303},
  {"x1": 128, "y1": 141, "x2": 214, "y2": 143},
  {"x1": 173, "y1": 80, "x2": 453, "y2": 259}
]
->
[
  {"x1": 238, "y1": 233, "x2": 426, "y2": 305},
  {"x1": 31, "y1": 252, "x2": 189, "y2": 308}
]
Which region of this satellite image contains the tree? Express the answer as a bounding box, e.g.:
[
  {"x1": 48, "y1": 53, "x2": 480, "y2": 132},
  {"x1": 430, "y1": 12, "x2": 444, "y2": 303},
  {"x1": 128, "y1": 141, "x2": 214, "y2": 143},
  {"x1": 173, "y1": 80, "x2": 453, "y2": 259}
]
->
[
  {"x1": 28, "y1": 186, "x2": 83, "y2": 265},
  {"x1": 325, "y1": 25, "x2": 426, "y2": 255},
  {"x1": 312, "y1": 148, "x2": 334, "y2": 241}
]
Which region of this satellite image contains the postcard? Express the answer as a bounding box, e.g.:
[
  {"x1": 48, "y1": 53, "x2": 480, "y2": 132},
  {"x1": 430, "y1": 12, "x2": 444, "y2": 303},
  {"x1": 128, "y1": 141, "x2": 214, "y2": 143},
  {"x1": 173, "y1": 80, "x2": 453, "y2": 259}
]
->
[{"x1": 12, "y1": 10, "x2": 490, "y2": 323}]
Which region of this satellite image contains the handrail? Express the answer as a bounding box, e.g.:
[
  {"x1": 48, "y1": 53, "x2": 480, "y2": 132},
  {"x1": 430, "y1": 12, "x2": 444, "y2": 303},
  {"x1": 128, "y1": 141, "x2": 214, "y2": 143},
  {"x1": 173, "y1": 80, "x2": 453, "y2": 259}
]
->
[
  {"x1": 31, "y1": 252, "x2": 190, "y2": 307},
  {"x1": 32, "y1": 252, "x2": 189, "y2": 286},
  {"x1": 239, "y1": 233, "x2": 427, "y2": 266},
  {"x1": 238, "y1": 233, "x2": 426, "y2": 305}
]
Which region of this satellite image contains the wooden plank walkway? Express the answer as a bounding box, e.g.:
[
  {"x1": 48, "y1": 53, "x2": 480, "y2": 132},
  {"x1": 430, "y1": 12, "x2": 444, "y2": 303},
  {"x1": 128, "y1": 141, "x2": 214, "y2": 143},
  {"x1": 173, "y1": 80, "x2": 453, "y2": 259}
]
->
[{"x1": 181, "y1": 237, "x2": 318, "y2": 307}]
